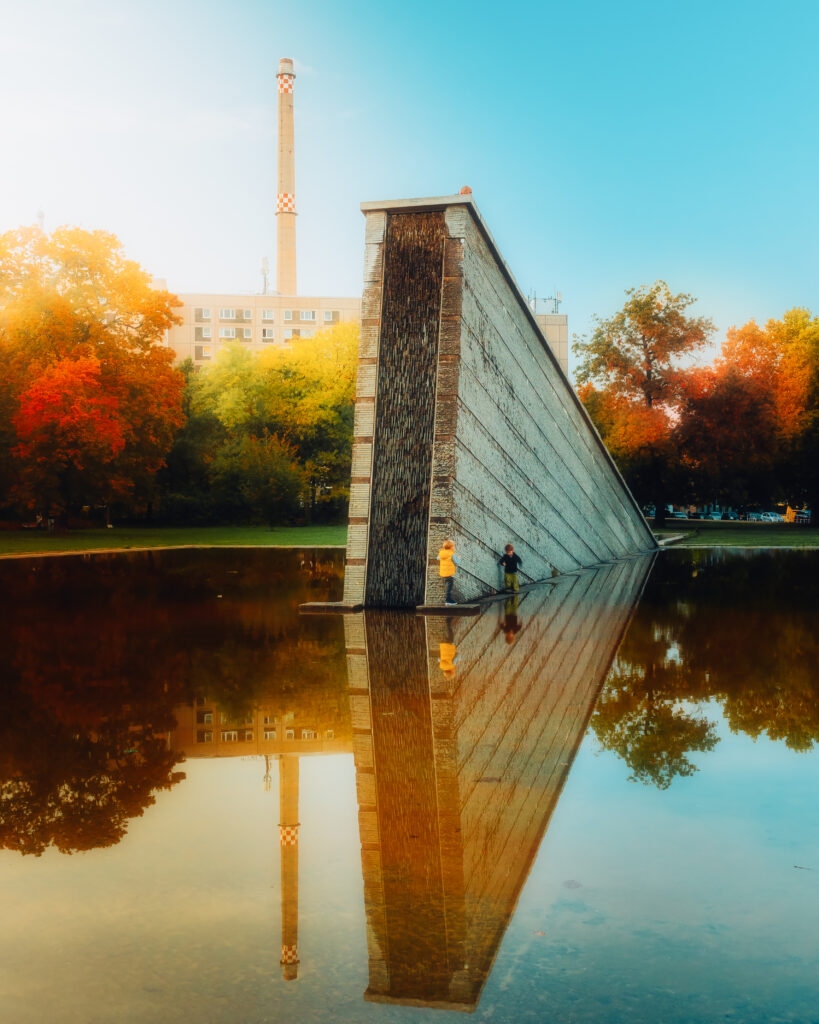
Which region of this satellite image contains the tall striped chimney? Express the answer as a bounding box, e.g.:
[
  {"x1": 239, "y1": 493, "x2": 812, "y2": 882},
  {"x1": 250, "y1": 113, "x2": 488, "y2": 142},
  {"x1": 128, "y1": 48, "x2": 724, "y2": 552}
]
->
[{"x1": 276, "y1": 57, "x2": 297, "y2": 295}]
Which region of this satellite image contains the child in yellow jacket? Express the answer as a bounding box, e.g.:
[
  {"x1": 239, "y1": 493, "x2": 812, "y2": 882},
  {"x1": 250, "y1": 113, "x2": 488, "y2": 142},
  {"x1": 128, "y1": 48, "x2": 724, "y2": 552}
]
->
[{"x1": 438, "y1": 539, "x2": 460, "y2": 606}]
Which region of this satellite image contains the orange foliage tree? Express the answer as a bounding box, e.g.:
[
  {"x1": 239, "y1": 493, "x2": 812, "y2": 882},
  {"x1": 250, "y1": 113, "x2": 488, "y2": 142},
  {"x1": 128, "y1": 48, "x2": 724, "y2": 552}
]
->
[
  {"x1": 678, "y1": 309, "x2": 818, "y2": 510},
  {"x1": 0, "y1": 226, "x2": 184, "y2": 518},
  {"x1": 574, "y1": 281, "x2": 714, "y2": 523}
]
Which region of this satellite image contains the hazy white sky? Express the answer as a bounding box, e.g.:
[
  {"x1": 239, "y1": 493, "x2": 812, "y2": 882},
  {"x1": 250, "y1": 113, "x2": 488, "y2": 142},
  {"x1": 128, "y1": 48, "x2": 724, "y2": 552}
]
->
[{"x1": 3, "y1": 0, "x2": 819, "y2": 365}]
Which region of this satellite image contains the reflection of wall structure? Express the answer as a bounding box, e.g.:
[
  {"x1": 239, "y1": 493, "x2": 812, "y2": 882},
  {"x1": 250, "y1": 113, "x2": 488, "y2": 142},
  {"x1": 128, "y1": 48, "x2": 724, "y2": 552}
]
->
[
  {"x1": 343, "y1": 194, "x2": 655, "y2": 609},
  {"x1": 344, "y1": 557, "x2": 652, "y2": 1012}
]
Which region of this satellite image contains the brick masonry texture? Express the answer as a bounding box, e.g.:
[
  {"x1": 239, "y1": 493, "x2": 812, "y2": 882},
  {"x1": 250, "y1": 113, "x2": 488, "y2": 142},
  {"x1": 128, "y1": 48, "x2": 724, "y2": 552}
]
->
[
  {"x1": 344, "y1": 197, "x2": 655, "y2": 608},
  {"x1": 364, "y1": 213, "x2": 445, "y2": 608}
]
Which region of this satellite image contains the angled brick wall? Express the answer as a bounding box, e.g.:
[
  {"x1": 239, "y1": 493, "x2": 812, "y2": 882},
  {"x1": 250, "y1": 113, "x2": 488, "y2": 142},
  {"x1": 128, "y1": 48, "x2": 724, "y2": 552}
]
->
[{"x1": 343, "y1": 194, "x2": 656, "y2": 609}]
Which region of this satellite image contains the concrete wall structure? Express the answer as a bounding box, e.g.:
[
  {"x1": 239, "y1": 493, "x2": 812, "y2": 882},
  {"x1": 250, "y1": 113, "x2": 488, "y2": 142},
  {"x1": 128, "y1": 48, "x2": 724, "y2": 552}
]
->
[
  {"x1": 343, "y1": 555, "x2": 653, "y2": 1011},
  {"x1": 343, "y1": 194, "x2": 655, "y2": 609}
]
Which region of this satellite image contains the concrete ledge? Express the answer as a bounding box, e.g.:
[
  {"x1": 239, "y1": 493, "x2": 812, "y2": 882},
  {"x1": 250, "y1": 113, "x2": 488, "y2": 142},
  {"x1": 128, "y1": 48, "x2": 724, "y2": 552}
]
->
[
  {"x1": 299, "y1": 601, "x2": 364, "y2": 614},
  {"x1": 656, "y1": 534, "x2": 687, "y2": 547},
  {"x1": 415, "y1": 603, "x2": 481, "y2": 616}
]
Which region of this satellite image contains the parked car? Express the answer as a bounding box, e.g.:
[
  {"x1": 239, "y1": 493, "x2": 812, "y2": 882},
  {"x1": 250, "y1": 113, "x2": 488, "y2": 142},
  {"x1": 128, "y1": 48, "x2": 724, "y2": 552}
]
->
[
  {"x1": 795, "y1": 510, "x2": 812, "y2": 524},
  {"x1": 721, "y1": 511, "x2": 739, "y2": 521},
  {"x1": 763, "y1": 512, "x2": 785, "y2": 523},
  {"x1": 670, "y1": 510, "x2": 688, "y2": 519},
  {"x1": 703, "y1": 511, "x2": 722, "y2": 520},
  {"x1": 642, "y1": 505, "x2": 656, "y2": 518}
]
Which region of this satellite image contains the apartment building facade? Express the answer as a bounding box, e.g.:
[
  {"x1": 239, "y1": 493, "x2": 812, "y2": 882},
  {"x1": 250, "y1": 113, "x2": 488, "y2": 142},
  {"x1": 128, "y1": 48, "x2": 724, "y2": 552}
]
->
[{"x1": 165, "y1": 292, "x2": 362, "y2": 366}]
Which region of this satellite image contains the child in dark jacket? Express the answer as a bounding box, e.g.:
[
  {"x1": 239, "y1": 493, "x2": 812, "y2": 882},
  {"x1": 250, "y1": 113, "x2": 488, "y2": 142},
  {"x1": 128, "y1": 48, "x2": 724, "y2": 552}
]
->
[{"x1": 498, "y1": 544, "x2": 522, "y2": 592}]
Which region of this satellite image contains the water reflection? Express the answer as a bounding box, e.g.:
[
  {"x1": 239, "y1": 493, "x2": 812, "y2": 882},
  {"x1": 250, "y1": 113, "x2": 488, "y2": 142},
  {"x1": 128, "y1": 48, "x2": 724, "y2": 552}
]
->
[
  {"x1": 0, "y1": 548, "x2": 346, "y2": 856},
  {"x1": 4, "y1": 547, "x2": 818, "y2": 1021},
  {"x1": 592, "y1": 548, "x2": 819, "y2": 787},
  {"x1": 341, "y1": 555, "x2": 652, "y2": 1011}
]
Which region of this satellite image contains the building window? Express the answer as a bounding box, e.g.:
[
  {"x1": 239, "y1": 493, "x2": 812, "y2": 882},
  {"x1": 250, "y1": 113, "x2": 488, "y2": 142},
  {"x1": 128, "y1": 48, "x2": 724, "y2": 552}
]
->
[
  {"x1": 244, "y1": 730, "x2": 253, "y2": 741},
  {"x1": 283, "y1": 310, "x2": 292, "y2": 321},
  {"x1": 300, "y1": 310, "x2": 316, "y2": 321},
  {"x1": 219, "y1": 308, "x2": 236, "y2": 319},
  {"x1": 262, "y1": 328, "x2": 275, "y2": 341},
  {"x1": 196, "y1": 711, "x2": 213, "y2": 724},
  {"x1": 263, "y1": 715, "x2": 274, "y2": 724},
  {"x1": 284, "y1": 328, "x2": 301, "y2": 340},
  {"x1": 195, "y1": 307, "x2": 211, "y2": 321},
  {"x1": 220, "y1": 327, "x2": 236, "y2": 338},
  {"x1": 243, "y1": 308, "x2": 252, "y2": 319},
  {"x1": 262, "y1": 309, "x2": 275, "y2": 321},
  {"x1": 197, "y1": 730, "x2": 213, "y2": 743},
  {"x1": 324, "y1": 310, "x2": 339, "y2": 322},
  {"x1": 285, "y1": 728, "x2": 295, "y2": 740},
  {"x1": 301, "y1": 728, "x2": 317, "y2": 740},
  {"x1": 264, "y1": 729, "x2": 276, "y2": 740},
  {"x1": 301, "y1": 330, "x2": 313, "y2": 339},
  {"x1": 242, "y1": 328, "x2": 252, "y2": 340},
  {"x1": 221, "y1": 730, "x2": 238, "y2": 741},
  {"x1": 195, "y1": 345, "x2": 212, "y2": 360},
  {"x1": 326, "y1": 729, "x2": 334, "y2": 739},
  {"x1": 195, "y1": 326, "x2": 211, "y2": 340}
]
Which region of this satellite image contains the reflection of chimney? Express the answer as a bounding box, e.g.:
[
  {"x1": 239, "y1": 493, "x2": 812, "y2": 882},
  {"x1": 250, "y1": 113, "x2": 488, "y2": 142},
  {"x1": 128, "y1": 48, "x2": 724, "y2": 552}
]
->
[
  {"x1": 278, "y1": 754, "x2": 300, "y2": 980},
  {"x1": 276, "y1": 57, "x2": 297, "y2": 296}
]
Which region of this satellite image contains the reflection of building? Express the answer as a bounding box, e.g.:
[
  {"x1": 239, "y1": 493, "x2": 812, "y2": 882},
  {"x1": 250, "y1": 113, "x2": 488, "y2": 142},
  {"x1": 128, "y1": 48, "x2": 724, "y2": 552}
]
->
[
  {"x1": 169, "y1": 691, "x2": 351, "y2": 981},
  {"x1": 170, "y1": 701, "x2": 350, "y2": 758},
  {"x1": 344, "y1": 557, "x2": 652, "y2": 1012}
]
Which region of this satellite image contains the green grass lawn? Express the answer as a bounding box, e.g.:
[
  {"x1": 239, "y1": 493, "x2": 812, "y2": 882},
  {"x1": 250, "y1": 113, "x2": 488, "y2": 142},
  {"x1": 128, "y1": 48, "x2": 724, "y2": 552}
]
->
[
  {"x1": 0, "y1": 524, "x2": 348, "y2": 556},
  {"x1": 654, "y1": 521, "x2": 819, "y2": 547}
]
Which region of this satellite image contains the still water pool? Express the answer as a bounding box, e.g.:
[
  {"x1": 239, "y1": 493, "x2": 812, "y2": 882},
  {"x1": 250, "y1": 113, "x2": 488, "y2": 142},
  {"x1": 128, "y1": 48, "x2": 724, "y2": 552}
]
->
[{"x1": 1, "y1": 548, "x2": 817, "y2": 1024}]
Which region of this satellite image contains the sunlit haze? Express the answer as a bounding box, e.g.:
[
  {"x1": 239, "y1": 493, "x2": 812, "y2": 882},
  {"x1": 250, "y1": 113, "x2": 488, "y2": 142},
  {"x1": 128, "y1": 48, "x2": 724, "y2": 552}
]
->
[{"x1": 3, "y1": 0, "x2": 818, "y2": 369}]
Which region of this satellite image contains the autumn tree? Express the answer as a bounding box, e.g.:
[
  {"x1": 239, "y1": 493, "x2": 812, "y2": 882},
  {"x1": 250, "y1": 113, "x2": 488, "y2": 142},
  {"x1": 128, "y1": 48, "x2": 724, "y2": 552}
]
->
[
  {"x1": 0, "y1": 226, "x2": 184, "y2": 519},
  {"x1": 574, "y1": 281, "x2": 714, "y2": 524},
  {"x1": 160, "y1": 322, "x2": 358, "y2": 524},
  {"x1": 676, "y1": 362, "x2": 781, "y2": 508},
  {"x1": 675, "y1": 309, "x2": 818, "y2": 511}
]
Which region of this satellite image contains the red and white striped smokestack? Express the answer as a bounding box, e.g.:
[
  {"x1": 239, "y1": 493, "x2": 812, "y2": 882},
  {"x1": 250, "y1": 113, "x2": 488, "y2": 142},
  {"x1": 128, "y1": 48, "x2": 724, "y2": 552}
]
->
[{"x1": 276, "y1": 57, "x2": 297, "y2": 296}]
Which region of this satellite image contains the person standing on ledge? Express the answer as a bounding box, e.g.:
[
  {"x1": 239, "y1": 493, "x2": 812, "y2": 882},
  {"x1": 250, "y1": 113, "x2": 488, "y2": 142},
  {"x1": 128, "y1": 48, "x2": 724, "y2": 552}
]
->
[
  {"x1": 498, "y1": 544, "x2": 522, "y2": 593},
  {"x1": 438, "y1": 539, "x2": 460, "y2": 606}
]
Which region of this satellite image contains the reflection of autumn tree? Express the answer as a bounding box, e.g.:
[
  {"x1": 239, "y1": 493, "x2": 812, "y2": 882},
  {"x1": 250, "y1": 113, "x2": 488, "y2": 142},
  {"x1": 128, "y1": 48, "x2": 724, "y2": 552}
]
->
[
  {"x1": 0, "y1": 679, "x2": 185, "y2": 857},
  {"x1": 593, "y1": 615, "x2": 718, "y2": 789},
  {"x1": 594, "y1": 550, "x2": 819, "y2": 787},
  {"x1": 0, "y1": 549, "x2": 345, "y2": 854}
]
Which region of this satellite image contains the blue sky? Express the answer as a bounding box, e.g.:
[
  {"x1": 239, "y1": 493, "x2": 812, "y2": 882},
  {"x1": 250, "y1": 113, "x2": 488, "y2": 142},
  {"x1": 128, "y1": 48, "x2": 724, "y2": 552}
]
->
[{"x1": 2, "y1": 0, "x2": 818, "y2": 371}]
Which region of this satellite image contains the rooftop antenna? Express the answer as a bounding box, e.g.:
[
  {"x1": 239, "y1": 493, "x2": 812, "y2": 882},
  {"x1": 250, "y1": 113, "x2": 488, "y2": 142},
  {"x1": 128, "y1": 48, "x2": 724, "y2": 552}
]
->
[
  {"x1": 261, "y1": 257, "x2": 270, "y2": 295},
  {"x1": 545, "y1": 289, "x2": 563, "y2": 314}
]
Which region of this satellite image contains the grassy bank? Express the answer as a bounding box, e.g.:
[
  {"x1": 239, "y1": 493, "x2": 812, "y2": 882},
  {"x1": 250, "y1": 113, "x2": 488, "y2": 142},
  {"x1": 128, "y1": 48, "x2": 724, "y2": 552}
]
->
[
  {"x1": 653, "y1": 521, "x2": 819, "y2": 547},
  {"x1": 0, "y1": 525, "x2": 348, "y2": 557}
]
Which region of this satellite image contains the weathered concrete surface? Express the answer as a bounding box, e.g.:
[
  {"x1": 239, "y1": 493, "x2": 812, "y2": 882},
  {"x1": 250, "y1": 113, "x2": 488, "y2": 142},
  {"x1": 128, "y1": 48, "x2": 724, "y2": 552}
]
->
[
  {"x1": 343, "y1": 554, "x2": 654, "y2": 1011},
  {"x1": 343, "y1": 194, "x2": 656, "y2": 609}
]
